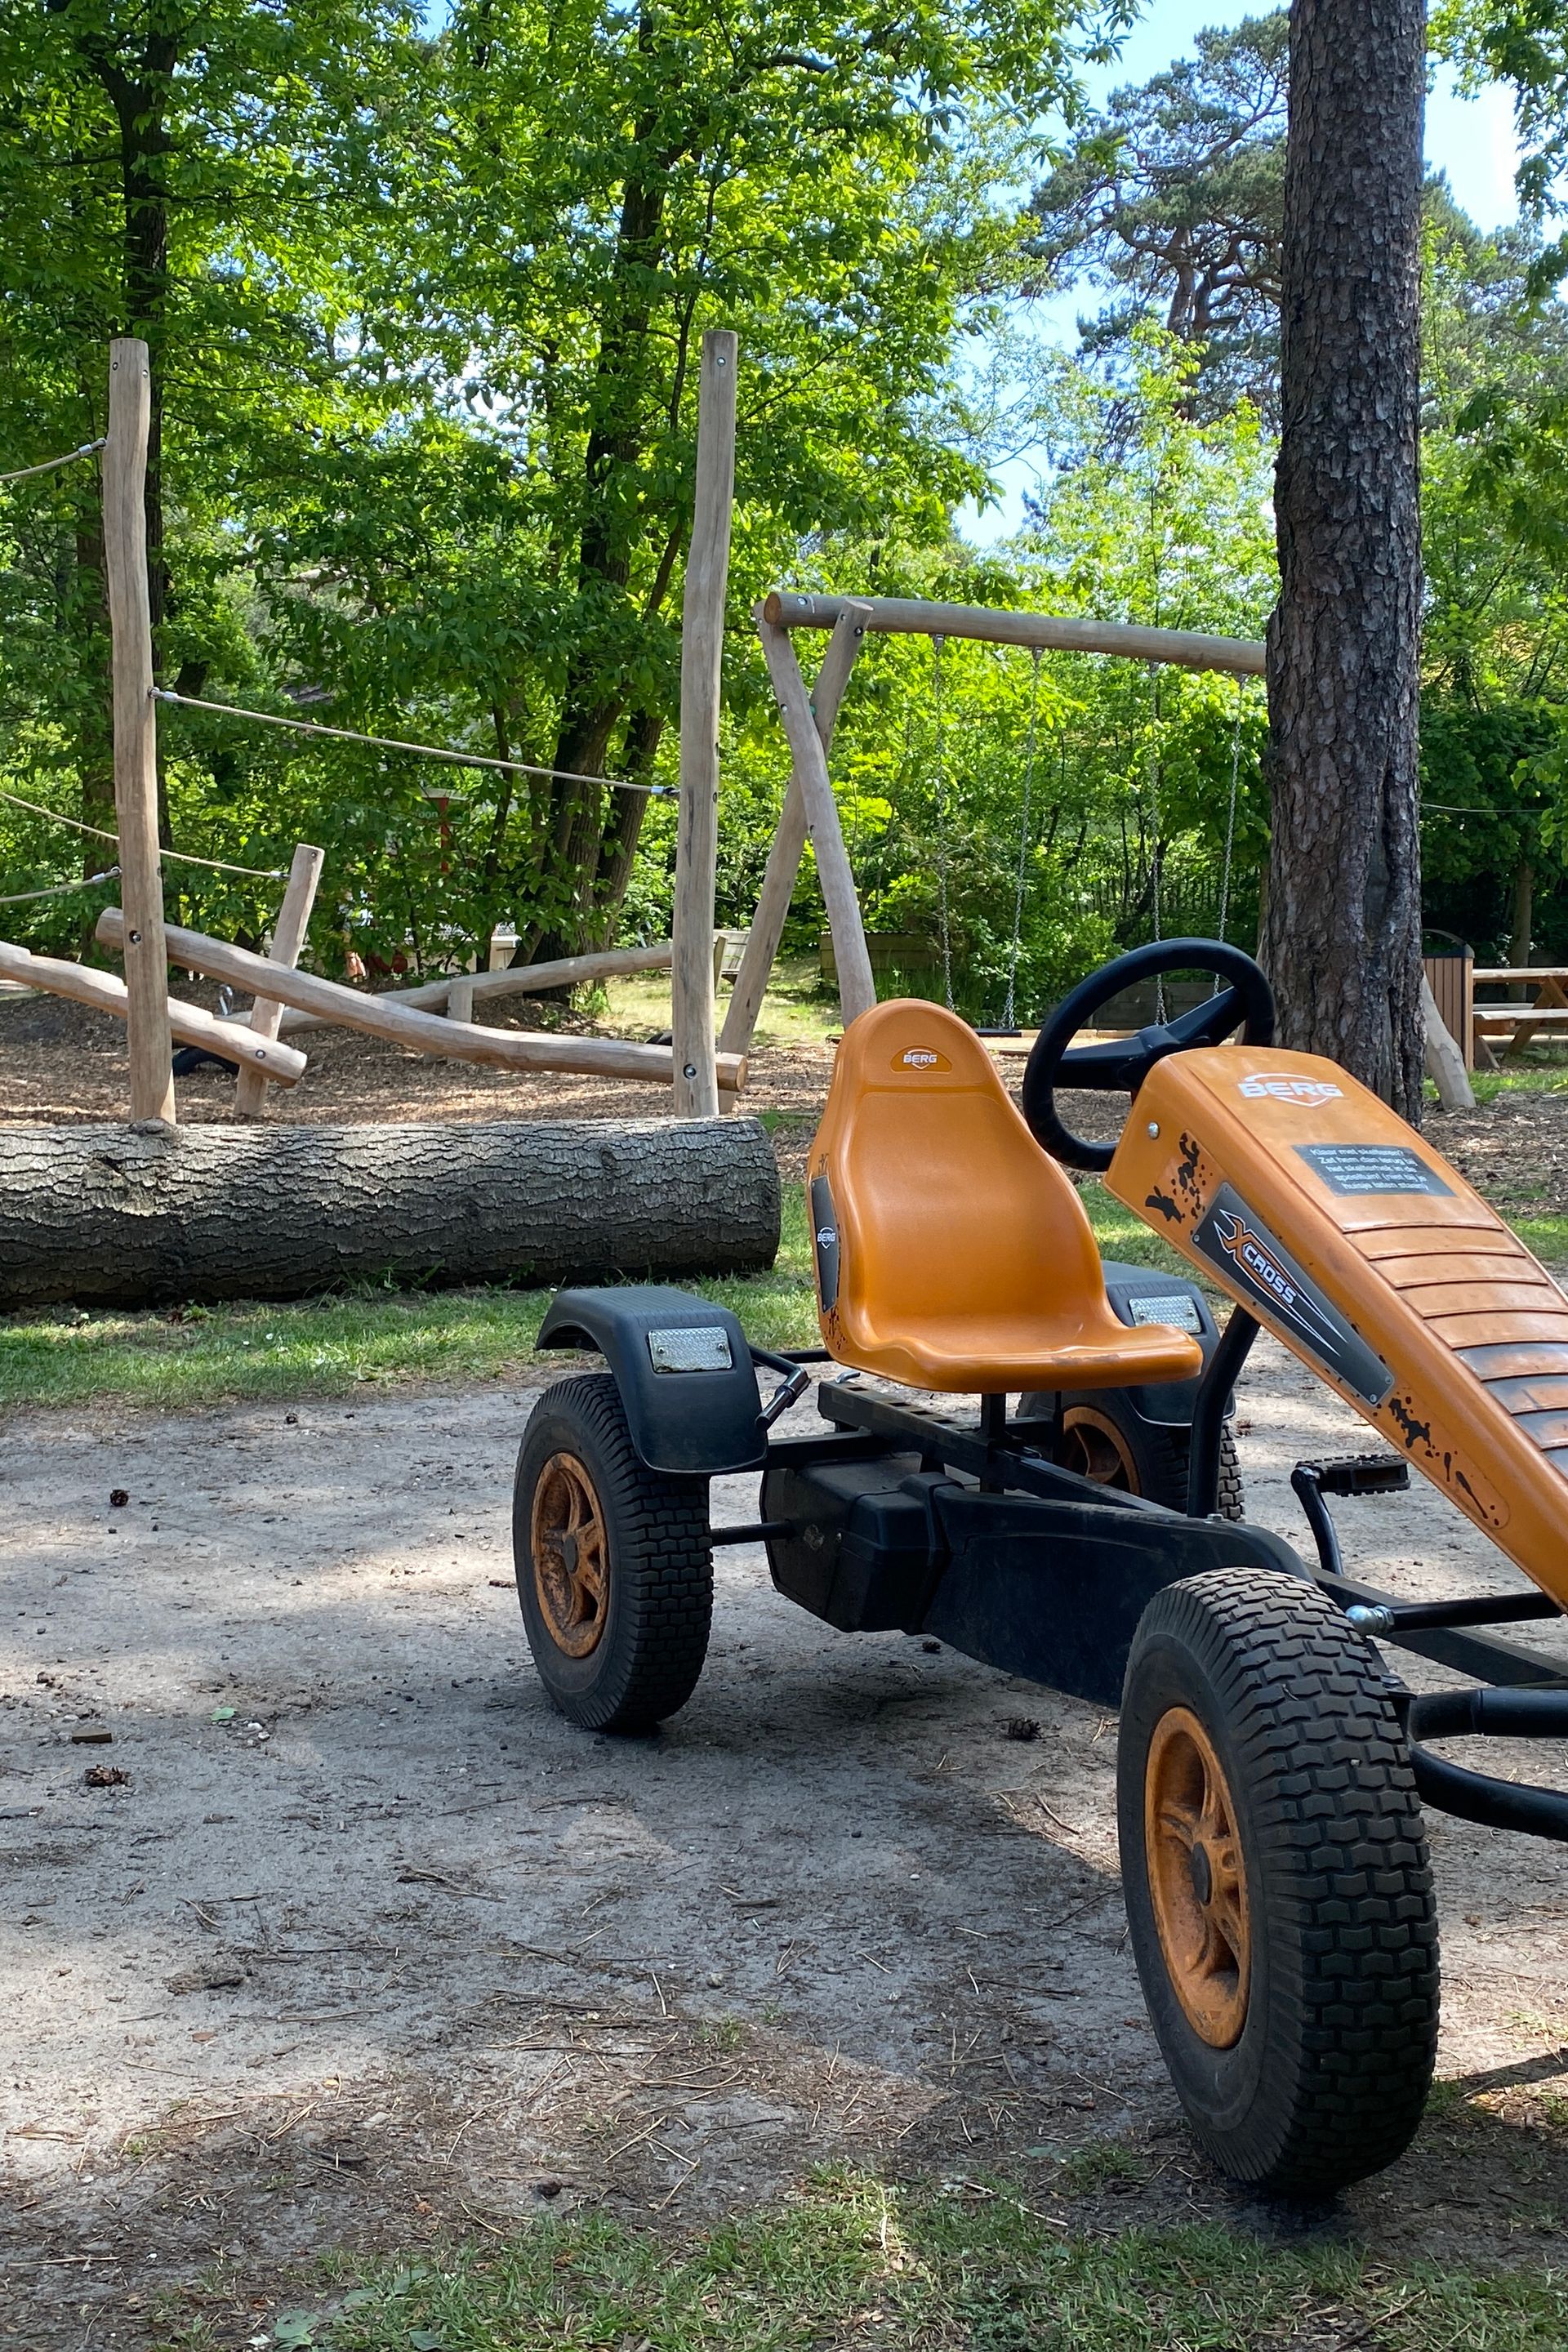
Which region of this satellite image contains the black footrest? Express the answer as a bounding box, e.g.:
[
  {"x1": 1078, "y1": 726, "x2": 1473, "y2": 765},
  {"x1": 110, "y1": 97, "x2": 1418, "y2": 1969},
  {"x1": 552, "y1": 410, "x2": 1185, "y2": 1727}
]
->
[{"x1": 1301, "y1": 1454, "x2": 1410, "y2": 1497}]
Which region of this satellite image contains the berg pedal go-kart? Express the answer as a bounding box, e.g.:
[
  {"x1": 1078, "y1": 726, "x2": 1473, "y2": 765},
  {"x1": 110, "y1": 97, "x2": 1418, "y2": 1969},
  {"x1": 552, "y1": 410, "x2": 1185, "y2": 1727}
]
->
[{"x1": 513, "y1": 939, "x2": 1567, "y2": 2199}]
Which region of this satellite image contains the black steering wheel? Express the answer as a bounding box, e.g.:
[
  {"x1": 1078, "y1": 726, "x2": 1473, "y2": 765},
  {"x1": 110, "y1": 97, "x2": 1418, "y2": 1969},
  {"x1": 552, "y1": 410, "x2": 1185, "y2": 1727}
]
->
[{"x1": 1022, "y1": 938, "x2": 1276, "y2": 1173}]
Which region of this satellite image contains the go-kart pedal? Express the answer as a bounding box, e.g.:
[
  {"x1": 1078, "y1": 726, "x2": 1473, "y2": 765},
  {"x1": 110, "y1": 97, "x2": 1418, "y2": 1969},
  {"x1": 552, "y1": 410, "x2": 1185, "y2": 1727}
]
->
[{"x1": 1300, "y1": 1454, "x2": 1410, "y2": 1495}]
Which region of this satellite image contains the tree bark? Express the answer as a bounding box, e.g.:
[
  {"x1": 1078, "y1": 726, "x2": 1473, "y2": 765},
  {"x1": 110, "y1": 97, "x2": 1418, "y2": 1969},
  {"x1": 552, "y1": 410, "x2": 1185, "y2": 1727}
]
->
[
  {"x1": 0, "y1": 1120, "x2": 781, "y2": 1309},
  {"x1": 1510, "y1": 855, "x2": 1534, "y2": 990},
  {"x1": 1262, "y1": 0, "x2": 1425, "y2": 1117}
]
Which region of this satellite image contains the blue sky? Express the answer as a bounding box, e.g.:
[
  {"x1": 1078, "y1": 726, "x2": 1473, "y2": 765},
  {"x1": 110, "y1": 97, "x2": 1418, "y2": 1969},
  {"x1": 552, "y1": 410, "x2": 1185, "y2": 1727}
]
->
[
  {"x1": 960, "y1": 2, "x2": 1525, "y2": 540},
  {"x1": 1102, "y1": 2, "x2": 1519, "y2": 231}
]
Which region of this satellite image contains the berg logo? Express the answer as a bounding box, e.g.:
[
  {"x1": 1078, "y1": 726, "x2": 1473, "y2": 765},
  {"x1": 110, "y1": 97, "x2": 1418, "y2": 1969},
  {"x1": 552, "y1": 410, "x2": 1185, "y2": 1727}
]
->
[
  {"x1": 1237, "y1": 1071, "x2": 1343, "y2": 1107},
  {"x1": 893, "y1": 1045, "x2": 951, "y2": 1072}
]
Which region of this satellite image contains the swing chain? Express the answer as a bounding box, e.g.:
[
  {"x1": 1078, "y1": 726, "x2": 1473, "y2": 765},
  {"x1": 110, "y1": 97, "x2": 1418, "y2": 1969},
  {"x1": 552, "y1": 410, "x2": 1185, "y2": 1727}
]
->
[
  {"x1": 1147, "y1": 661, "x2": 1165, "y2": 1022},
  {"x1": 1222, "y1": 686, "x2": 1241, "y2": 941},
  {"x1": 1002, "y1": 648, "x2": 1042, "y2": 1036},
  {"x1": 931, "y1": 634, "x2": 955, "y2": 1013},
  {"x1": 1216, "y1": 679, "x2": 1243, "y2": 960}
]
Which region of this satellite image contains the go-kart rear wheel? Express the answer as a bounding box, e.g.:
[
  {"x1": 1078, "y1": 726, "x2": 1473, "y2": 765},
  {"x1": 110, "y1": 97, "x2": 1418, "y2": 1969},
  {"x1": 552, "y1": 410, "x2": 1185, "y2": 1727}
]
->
[
  {"x1": 513, "y1": 1374, "x2": 712, "y2": 1734},
  {"x1": 1118, "y1": 1568, "x2": 1438, "y2": 2198},
  {"x1": 1022, "y1": 1388, "x2": 1244, "y2": 1520}
]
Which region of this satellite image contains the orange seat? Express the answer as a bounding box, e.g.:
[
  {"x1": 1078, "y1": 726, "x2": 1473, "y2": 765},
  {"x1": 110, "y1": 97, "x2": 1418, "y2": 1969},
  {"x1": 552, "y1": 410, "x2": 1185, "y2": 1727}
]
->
[{"x1": 808, "y1": 1001, "x2": 1205, "y2": 1393}]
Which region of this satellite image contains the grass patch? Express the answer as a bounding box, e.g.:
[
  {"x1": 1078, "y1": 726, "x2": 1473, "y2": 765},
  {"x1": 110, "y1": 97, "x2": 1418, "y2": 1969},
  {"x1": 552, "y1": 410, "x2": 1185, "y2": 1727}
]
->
[
  {"x1": 181, "y1": 2168, "x2": 1568, "y2": 2352},
  {"x1": 1506, "y1": 1213, "x2": 1568, "y2": 1265},
  {"x1": 1465, "y1": 1061, "x2": 1568, "y2": 1104},
  {"x1": 600, "y1": 955, "x2": 840, "y2": 1055}
]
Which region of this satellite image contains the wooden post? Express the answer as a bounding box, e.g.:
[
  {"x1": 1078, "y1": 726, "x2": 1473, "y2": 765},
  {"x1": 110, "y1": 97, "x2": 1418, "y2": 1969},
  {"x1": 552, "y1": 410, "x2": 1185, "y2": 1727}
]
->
[
  {"x1": 103, "y1": 338, "x2": 174, "y2": 1123},
  {"x1": 671, "y1": 329, "x2": 737, "y2": 1117},
  {"x1": 757, "y1": 617, "x2": 875, "y2": 1026},
  {"x1": 0, "y1": 939, "x2": 308, "y2": 1085},
  {"x1": 447, "y1": 975, "x2": 475, "y2": 1023},
  {"x1": 97, "y1": 907, "x2": 748, "y2": 1089},
  {"x1": 720, "y1": 599, "x2": 870, "y2": 1057},
  {"x1": 234, "y1": 841, "x2": 324, "y2": 1119},
  {"x1": 276, "y1": 939, "x2": 680, "y2": 1033},
  {"x1": 1421, "y1": 974, "x2": 1476, "y2": 1112}
]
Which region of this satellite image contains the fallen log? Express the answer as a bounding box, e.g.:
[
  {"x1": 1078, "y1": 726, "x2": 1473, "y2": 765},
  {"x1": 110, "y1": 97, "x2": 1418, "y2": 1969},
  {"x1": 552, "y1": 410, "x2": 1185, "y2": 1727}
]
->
[
  {"x1": 0, "y1": 939, "x2": 306, "y2": 1086},
  {"x1": 0, "y1": 1119, "x2": 781, "y2": 1308},
  {"x1": 275, "y1": 941, "x2": 676, "y2": 1036},
  {"x1": 96, "y1": 910, "x2": 744, "y2": 1090}
]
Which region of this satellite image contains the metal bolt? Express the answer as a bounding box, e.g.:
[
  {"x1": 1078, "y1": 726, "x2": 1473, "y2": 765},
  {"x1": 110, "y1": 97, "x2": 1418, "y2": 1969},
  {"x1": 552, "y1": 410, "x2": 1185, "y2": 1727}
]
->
[
  {"x1": 127, "y1": 929, "x2": 140, "y2": 944},
  {"x1": 1147, "y1": 1120, "x2": 1160, "y2": 1138},
  {"x1": 683, "y1": 1062, "x2": 697, "y2": 1080}
]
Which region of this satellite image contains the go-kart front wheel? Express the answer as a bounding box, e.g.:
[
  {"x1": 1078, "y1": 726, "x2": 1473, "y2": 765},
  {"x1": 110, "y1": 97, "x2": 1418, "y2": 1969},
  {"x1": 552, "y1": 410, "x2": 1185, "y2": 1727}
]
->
[
  {"x1": 512, "y1": 1374, "x2": 712, "y2": 1734},
  {"x1": 1118, "y1": 1568, "x2": 1438, "y2": 2198}
]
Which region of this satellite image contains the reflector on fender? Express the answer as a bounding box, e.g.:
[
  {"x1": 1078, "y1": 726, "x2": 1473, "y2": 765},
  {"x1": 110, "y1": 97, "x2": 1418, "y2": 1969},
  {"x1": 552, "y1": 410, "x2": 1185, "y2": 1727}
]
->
[{"x1": 646, "y1": 1327, "x2": 733, "y2": 1374}]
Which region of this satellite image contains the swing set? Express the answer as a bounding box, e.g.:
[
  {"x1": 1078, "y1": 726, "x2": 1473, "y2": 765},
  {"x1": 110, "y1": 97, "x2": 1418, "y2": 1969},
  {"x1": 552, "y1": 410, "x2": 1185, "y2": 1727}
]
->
[{"x1": 720, "y1": 590, "x2": 1266, "y2": 1058}]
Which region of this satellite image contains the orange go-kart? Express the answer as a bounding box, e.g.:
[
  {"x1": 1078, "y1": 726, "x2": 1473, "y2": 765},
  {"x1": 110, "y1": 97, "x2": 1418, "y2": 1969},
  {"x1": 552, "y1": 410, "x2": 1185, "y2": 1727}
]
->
[{"x1": 514, "y1": 941, "x2": 1566, "y2": 2199}]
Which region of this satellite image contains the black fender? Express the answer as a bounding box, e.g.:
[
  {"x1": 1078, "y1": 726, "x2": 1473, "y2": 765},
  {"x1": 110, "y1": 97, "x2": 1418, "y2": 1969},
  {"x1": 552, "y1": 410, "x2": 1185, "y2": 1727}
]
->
[{"x1": 535, "y1": 1285, "x2": 766, "y2": 1475}]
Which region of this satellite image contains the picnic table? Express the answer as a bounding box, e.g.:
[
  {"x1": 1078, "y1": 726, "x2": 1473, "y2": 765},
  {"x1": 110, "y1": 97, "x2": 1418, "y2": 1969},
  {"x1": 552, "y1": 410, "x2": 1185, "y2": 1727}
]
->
[{"x1": 1470, "y1": 967, "x2": 1568, "y2": 1055}]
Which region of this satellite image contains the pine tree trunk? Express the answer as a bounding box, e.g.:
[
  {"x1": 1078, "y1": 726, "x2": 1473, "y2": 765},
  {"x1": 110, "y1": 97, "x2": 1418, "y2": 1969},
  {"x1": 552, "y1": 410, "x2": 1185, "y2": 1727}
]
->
[
  {"x1": 0, "y1": 1120, "x2": 780, "y2": 1310},
  {"x1": 1262, "y1": 0, "x2": 1425, "y2": 1117}
]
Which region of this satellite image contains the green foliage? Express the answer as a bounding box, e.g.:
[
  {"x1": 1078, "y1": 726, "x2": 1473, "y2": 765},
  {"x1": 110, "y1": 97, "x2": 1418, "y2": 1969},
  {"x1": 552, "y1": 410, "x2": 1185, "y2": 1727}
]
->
[
  {"x1": 6, "y1": 4, "x2": 1568, "y2": 1010},
  {"x1": 1419, "y1": 197, "x2": 1568, "y2": 957},
  {"x1": 1435, "y1": 2, "x2": 1568, "y2": 280},
  {"x1": 0, "y1": 0, "x2": 1123, "y2": 972},
  {"x1": 622, "y1": 332, "x2": 1275, "y2": 1022}
]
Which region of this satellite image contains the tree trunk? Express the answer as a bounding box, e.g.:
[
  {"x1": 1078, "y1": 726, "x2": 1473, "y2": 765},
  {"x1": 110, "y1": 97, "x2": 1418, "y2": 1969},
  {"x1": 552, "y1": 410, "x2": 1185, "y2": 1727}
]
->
[
  {"x1": 1262, "y1": 0, "x2": 1425, "y2": 1118},
  {"x1": 1510, "y1": 855, "x2": 1534, "y2": 994},
  {"x1": 74, "y1": 512, "x2": 116, "y2": 953},
  {"x1": 0, "y1": 1120, "x2": 780, "y2": 1309},
  {"x1": 88, "y1": 25, "x2": 177, "y2": 853}
]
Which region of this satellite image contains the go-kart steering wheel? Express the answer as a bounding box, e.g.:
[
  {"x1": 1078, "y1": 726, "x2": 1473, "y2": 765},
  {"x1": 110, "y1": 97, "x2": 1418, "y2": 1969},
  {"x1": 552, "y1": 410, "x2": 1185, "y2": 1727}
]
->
[{"x1": 1022, "y1": 938, "x2": 1276, "y2": 1173}]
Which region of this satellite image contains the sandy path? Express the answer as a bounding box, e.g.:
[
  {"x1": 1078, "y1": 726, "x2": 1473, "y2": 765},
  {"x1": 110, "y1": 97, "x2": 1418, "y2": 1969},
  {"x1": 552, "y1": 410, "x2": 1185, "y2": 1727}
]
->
[{"x1": 2, "y1": 1341, "x2": 1566, "y2": 2343}]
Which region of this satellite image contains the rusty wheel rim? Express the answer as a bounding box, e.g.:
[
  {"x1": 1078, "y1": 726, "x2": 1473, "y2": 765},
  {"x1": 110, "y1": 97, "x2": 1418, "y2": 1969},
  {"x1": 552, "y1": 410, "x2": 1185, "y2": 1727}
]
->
[
  {"x1": 1061, "y1": 1406, "x2": 1139, "y2": 1491},
  {"x1": 530, "y1": 1452, "x2": 610, "y2": 1659},
  {"x1": 1144, "y1": 1705, "x2": 1252, "y2": 2049}
]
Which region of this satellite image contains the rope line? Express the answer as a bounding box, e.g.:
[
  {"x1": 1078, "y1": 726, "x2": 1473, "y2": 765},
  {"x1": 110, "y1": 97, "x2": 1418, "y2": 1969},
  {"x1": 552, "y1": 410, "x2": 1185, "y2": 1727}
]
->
[
  {"x1": 154, "y1": 688, "x2": 671, "y2": 797},
  {"x1": 0, "y1": 439, "x2": 105, "y2": 488},
  {"x1": 0, "y1": 786, "x2": 283, "y2": 878},
  {"x1": 0, "y1": 864, "x2": 119, "y2": 906},
  {"x1": 1147, "y1": 662, "x2": 1165, "y2": 1022}
]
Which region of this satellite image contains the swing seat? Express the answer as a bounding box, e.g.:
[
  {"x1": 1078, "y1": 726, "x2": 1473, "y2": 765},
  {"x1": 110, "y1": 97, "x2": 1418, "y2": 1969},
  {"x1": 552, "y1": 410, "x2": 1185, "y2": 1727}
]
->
[{"x1": 808, "y1": 1002, "x2": 1205, "y2": 1393}]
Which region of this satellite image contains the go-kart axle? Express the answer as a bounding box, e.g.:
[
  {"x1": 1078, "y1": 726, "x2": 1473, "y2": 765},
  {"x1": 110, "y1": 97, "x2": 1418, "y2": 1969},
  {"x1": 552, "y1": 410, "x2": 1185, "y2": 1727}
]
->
[{"x1": 1347, "y1": 1592, "x2": 1562, "y2": 1636}]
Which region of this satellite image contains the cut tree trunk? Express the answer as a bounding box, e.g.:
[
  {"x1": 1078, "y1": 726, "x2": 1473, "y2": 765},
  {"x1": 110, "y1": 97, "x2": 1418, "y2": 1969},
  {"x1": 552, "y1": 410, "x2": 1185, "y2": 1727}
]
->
[
  {"x1": 0, "y1": 1120, "x2": 781, "y2": 1310},
  {"x1": 1263, "y1": 0, "x2": 1425, "y2": 1119}
]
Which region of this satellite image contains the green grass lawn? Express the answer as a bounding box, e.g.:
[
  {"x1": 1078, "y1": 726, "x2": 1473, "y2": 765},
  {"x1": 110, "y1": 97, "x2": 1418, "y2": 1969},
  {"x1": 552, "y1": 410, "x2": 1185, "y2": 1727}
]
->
[{"x1": 175, "y1": 2167, "x2": 1566, "y2": 2352}]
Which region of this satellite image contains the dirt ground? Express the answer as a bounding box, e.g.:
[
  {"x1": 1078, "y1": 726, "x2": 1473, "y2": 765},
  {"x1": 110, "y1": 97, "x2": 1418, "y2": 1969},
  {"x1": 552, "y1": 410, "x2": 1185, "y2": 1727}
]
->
[
  {"x1": 2, "y1": 1345, "x2": 1566, "y2": 2349},
  {"x1": 0, "y1": 987, "x2": 835, "y2": 1139},
  {"x1": 2, "y1": 988, "x2": 1567, "y2": 2345}
]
